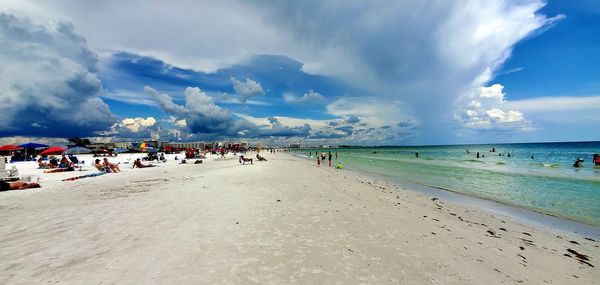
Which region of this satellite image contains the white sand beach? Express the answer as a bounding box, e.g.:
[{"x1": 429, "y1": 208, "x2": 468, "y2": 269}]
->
[{"x1": 1, "y1": 152, "x2": 598, "y2": 284}]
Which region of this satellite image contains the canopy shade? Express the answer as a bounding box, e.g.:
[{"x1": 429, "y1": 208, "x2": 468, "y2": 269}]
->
[
  {"x1": 19, "y1": 142, "x2": 49, "y2": 148},
  {"x1": 40, "y1": 146, "x2": 67, "y2": 156},
  {"x1": 0, "y1": 145, "x2": 23, "y2": 151},
  {"x1": 65, "y1": 147, "x2": 91, "y2": 154}
]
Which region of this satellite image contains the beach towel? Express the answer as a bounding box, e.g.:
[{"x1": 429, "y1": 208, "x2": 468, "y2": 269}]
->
[{"x1": 62, "y1": 172, "x2": 106, "y2": 181}]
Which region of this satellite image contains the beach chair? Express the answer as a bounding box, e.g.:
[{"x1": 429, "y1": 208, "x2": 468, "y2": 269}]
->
[
  {"x1": 0, "y1": 158, "x2": 19, "y2": 180},
  {"x1": 0, "y1": 157, "x2": 8, "y2": 179},
  {"x1": 68, "y1": 155, "x2": 83, "y2": 166}
]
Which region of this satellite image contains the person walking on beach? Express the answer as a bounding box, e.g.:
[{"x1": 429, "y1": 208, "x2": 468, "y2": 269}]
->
[
  {"x1": 317, "y1": 156, "x2": 321, "y2": 166},
  {"x1": 328, "y1": 151, "x2": 332, "y2": 167}
]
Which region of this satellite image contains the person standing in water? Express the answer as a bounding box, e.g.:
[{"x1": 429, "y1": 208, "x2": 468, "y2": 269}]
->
[
  {"x1": 335, "y1": 151, "x2": 338, "y2": 160},
  {"x1": 328, "y1": 151, "x2": 332, "y2": 167},
  {"x1": 476, "y1": 152, "x2": 480, "y2": 159}
]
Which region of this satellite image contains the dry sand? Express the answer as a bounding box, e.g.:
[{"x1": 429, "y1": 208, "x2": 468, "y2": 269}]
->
[{"x1": 1, "y1": 152, "x2": 598, "y2": 284}]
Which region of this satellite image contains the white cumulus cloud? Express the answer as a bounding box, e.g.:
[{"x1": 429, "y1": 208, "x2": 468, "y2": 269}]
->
[
  {"x1": 230, "y1": 77, "x2": 265, "y2": 103},
  {"x1": 455, "y1": 84, "x2": 533, "y2": 133},
  {"x1": 121, "y1": 117, "x2": 156, "y2": 132},
  {"x1": 283, "y1": 90, "x2": 326, "y2": 104}
]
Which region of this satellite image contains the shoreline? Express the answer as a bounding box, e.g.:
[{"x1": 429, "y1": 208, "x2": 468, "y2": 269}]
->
[
  {"x1": 290, "y1": 152, "x2": 600, "y2": 232},
  {"x1": 347, "y1": 165, "x2": 600, "y2": 238}
]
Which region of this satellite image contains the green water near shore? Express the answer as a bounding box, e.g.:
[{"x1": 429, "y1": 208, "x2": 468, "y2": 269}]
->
[{"x1": 292, "y1": 142, "x2": 600, "y2": 226}]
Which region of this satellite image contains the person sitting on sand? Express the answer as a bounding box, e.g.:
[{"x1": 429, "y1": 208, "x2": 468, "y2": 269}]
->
[
  {"x1": 256, "y1": 154, "x2": 267, "y2": 161},
  {"x1": 59, "y1": 155, "x2": 74, "y2": 168},
  {"x1": 133, "y1": 158, "x2": 155, "y2": 168},
  {"x1": 239, "y1": 155, "x2": 252, "y2": 165},
  {"x1": 103, "y1": 158, "x2": 121, "y2": 173},
  {"x1": 573, "y1": 158, "x2": 584, "y2": 168},
  {"x1": 0, "y1": 180, "x2": 41, "y2": 191},
  {"x1": 48, "y1": 158, "x2": 58, "y2": 168},
  {"x1": 95, "y1": 159, "x2": 112, "y2": 173},
  {"x1": 37, "y1": 158, "x2": 50, "y2": 169}
]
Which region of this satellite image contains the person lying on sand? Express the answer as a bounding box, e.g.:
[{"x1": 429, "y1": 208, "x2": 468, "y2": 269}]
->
[
  {"x1": 0, "y1": 180, "x2": 41, "y2": 191},
  {"x1": 44, "y1": 166, "x2": 75, "y2": 173},
  {"x1": 133, "y1": 158, "x2": 155, "y2": 168},
  {"x1": 103, "y1": 158, "x2": 121, "y2": 173}
]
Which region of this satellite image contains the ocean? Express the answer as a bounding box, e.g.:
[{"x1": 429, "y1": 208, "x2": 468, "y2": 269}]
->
[{"x1": 291, "y1": 142, "x2": 600, "y2": 227}]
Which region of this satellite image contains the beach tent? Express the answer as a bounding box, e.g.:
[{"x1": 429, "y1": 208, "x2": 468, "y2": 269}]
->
[
  {"x1": 0, "y1": 145, "x2": 23, "y2": 151},
  {"x1": 40, "y1": 146, "x2": 67, "y2": 156},
  {"x1": 19, "y1": 142, "x2": 49, "y2": 149},
  {"x1": 65, "y1": 146, "x2": 91, "y2": 155},
  {"x1": 19, "y1": 142, "x2": 50, "y2": 158}
]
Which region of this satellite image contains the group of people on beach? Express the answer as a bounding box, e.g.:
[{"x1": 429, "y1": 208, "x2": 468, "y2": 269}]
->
[
  {"x1": 38, "y1": 155, "x2": 76, "y2": 169},
  {"x1": 314, "y1": 151, "x2": 342, "y2": 169},
  {"x1": 94, "y1": 158, "x2": 121, "y2": 173}
]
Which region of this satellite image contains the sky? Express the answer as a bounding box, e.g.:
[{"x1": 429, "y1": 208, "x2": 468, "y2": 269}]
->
[{"x1": 1, "y1": 0, "x2": 599, "y2": 146}]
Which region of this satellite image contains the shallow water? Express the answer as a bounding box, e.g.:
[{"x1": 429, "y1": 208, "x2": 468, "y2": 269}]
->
[{"x1": 293, "y1": 142, "x2": 600, "y2": 226}]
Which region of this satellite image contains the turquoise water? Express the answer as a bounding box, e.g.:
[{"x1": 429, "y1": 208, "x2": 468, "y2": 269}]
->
[{"x1": 292, "y1": 142, "x2": 600, "y2": 226}]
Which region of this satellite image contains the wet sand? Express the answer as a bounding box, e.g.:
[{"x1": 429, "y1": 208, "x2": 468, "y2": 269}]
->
[{"x1": 0, "y1": 153, "x2": 598, "y2": 284}]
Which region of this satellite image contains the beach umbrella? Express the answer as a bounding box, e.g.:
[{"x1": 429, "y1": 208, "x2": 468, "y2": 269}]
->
[
  {"x1": 114, "y1": 148, "x2": 127, "y2": 153},
  {"x1": 145, "y1": 147, "x2": 158, "y2": 153},
  {"x1": 0, "y1": 144, "x2": 22, "y2": 151},
  {"x1": 65, "y1": 146, "x2": 91, "y2": 155},
  {"x1": 19, "y1": 142, "x2": 49, "y2": 149},
  {"x1": 90, "y1": 148, "x2": 108, "y2": 154},
  {"x1": 40, "y1": 146, "x2": 67, "y2": 155}
]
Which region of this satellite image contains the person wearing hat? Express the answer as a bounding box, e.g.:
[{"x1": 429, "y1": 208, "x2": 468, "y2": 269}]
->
[{"x1": 573, "y1": 158, "x2": 584, "y2": 168}]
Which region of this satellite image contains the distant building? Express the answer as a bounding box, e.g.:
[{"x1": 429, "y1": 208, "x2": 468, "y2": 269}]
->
[
  {"x1": 114, "y1": 141, "x2": 132, "y2": 149},
  {"x1": 86, "y1": 142, "x2": 115, "y2": 149},
  {"x1": 167, "y1": 142, "x2": 209, "y2": 149},
  {"x1": 289, "y1": 144, "x2": 302, "y2": 148}
]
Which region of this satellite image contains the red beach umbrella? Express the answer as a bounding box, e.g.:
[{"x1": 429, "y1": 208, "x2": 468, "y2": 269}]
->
[
  {"x1": 0, "y1": 144, "x2": 22, "y2": 151},
  {"x1": 40, "y1": 146, "x2": 67, "y2": 156}
]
